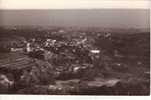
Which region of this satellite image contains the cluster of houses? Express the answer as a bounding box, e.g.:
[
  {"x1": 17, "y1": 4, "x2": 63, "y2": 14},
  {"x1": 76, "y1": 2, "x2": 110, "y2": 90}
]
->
[
  {"x1": 9, "y1": 34, "x2": 101, "y2": 62},
  {"x1": 8, "y1": 30, "x2": 115, "y2": 62}
]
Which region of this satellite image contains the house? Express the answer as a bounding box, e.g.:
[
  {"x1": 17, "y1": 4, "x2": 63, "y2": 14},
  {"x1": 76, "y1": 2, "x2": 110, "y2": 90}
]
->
[{"x1": 10, "y1": 48, "x2": 24, "y2": 52}]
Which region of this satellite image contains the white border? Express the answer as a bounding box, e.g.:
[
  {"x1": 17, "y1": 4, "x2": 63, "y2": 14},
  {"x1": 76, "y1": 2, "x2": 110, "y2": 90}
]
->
[
  {"x1": 0, "y1": 0, "x2": 150, "y2": 9},
  {"x1": 0, "y1": 95, "x2": 151, "y2": 100}
]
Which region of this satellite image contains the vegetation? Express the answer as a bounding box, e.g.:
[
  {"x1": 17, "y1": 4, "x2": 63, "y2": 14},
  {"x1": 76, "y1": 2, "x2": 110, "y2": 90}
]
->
[{"x1": 0, "y1": 26, "x2": 150, "y2": 95}]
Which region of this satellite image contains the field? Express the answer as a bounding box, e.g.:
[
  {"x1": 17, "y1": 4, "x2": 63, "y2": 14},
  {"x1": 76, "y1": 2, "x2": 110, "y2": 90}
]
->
[{"x1": 0, "y1": 26, "x2": 150, "y2": 95}]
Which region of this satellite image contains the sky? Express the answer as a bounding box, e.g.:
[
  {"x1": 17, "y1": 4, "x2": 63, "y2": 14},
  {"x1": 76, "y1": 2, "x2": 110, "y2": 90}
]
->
[{"x1": 0, "y1": 9, "x2": 150, "y2": 29}]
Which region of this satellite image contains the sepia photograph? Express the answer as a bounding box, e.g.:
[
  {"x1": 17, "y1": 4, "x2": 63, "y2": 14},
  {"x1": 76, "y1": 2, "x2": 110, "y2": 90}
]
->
[{"x1": 0, "y1": 0, "x2": 150, "y2": 96}]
